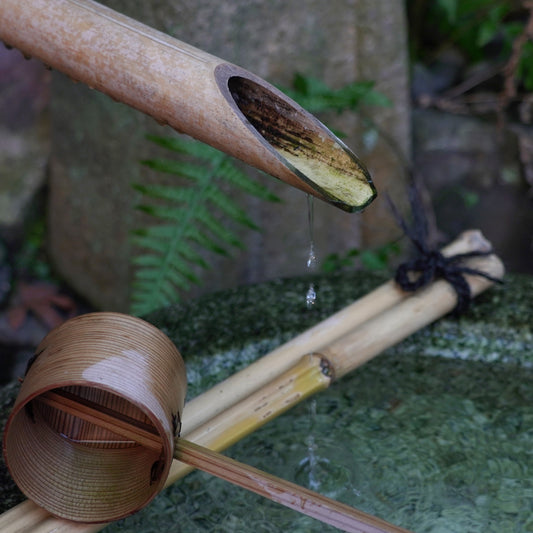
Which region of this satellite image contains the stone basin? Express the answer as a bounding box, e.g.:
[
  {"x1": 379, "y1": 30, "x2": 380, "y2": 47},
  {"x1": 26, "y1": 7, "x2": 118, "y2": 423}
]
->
[{"x1": 1, "y1": 271, "x2": 532, "y2": 532}]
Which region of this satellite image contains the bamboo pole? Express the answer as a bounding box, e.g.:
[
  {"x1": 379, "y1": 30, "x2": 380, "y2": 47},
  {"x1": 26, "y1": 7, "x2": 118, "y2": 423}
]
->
[
  {"x1": 181, "y1": 229, "x2": 495, "y2": 434},
  {"x1": 322, "y1": 251, "x2": 503, "y2": 379},
  {"x1": 0, "y1": 0, "x2": 375, "y2": 212},
  {"x1": 0, "y1": 231, "x2": 504, "y2": 532},
  {"x1": 175, "y1": 439, "x2": 411, "y2": 533}
]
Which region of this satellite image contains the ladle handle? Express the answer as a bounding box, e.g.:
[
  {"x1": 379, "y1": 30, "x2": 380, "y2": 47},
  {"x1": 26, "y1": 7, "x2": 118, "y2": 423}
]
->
[
  {"x1": 175, "y1": 439, "x2": 412, "y2": 533},
  {"x1": 35, "y1": 391, "x2": 411, "y2": 532}
]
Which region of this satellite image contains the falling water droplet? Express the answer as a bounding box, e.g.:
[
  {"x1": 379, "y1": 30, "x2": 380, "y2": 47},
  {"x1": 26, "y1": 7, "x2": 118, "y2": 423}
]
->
[
  {"x1": 306, "y1": 283, "x2": 317, "y2": 308},
  {"x1": 306, "y1": 195, "x2": 318, "y2": 309},
  {"x1": 307, "y1": 242, "x2": 317, "y2": 270}
]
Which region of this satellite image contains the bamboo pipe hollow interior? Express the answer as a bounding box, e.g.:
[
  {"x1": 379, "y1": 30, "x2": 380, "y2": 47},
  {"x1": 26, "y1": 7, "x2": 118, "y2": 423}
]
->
[{"x1": 0, "y1": 0, "x2": 376, "y2": 212}]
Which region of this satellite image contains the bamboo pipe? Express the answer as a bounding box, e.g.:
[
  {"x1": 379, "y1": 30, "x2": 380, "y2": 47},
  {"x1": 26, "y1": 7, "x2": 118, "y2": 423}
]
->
[
  {"x1": 0, "y1": 233, "x2": 503, "y2": 532},
  {"x1": 0, "y1": 0, "x2": 375, "y2": 212},
  {"x1": 320, "y1": 251, "x2": 504, "y2": 379},
  {"x1": 181, "y1": 229, "x2": 495, "y2": 435}
]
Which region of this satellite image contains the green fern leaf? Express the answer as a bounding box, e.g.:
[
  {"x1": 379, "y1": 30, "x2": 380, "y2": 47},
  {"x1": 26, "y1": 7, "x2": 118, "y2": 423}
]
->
[
  {"x1": 216, "y1": 158, "x2": 281, "y2": 202},
  {"x1": 145, "y1": 134, "x2": 230, "y2": 163},
  {"x1": 281, "y1": 73, "x2": 391, "y2": 114},
  {"x1": 130, "y1": 135, "x2": 279, "y2": 316}
]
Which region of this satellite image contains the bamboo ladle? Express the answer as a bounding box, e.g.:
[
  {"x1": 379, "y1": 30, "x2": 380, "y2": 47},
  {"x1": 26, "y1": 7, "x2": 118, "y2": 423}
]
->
[{"x1": 33, "y1": 387, "x2": 409, "y2": 533}]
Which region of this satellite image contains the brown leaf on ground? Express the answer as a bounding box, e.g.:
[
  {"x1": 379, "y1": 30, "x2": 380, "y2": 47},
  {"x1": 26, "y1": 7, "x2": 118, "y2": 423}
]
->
[{"x1": 7, "y1": 281, "x2": 77, "y2": 330}]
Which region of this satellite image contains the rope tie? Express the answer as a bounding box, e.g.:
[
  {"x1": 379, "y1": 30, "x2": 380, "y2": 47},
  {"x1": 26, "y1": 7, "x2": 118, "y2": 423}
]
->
[{"x1": 389, "y1": 189, "x2": 503, "y2": 315}]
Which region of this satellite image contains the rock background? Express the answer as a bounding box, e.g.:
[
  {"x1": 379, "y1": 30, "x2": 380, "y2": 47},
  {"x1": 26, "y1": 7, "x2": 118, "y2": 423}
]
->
[{"x1": 413, "y1": 108, "x2": 533, "y2": 274}]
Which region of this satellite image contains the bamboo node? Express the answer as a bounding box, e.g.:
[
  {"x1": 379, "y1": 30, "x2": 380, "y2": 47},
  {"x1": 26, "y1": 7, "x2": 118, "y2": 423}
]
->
[{"x1": 316, "y1": 354, "x2": 335, "y2": 379}]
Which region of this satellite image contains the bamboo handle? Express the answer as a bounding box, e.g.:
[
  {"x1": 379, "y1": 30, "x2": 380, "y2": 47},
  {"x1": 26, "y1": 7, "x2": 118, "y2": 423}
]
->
[
  {"x1": 35, "y1": 389, "x2": 163, "y2": 452},
  {"x1": 33, "y1": 384, "x2": 411, "y2": 533},
  {"x1": 174, "y1": 439, "x2": 411, "y2": 533}
]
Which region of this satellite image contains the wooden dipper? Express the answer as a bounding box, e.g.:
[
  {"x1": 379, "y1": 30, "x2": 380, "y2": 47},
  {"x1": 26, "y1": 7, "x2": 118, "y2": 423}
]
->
[{"x1": 3, "y1": 313, "x2": 410, "y2": 533}]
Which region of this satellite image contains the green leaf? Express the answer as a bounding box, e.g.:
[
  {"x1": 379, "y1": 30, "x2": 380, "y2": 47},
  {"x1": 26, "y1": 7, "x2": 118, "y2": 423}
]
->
[
  {"x1": 130, "y1": 135, "x2": 279, "y2": 316},
  {"x1": 281, "y1": 74, "x2": 390, "y2": 116},
  {"x1": 437, "y1": 0, "x2": 458, "y2": 23}
]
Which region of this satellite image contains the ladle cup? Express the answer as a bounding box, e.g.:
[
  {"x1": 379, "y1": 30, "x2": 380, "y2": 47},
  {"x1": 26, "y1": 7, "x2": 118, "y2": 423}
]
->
[{"x1": 3, "y1": 312, "x2": 410, "y2": 533}]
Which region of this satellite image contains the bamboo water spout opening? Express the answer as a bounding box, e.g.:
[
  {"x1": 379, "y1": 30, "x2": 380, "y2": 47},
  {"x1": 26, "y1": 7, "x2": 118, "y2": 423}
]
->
[
  {"x1": 225, "y1": 75, "x2": 375, "y2": 210},
  {"x1": 0, "y1": 0, "x2": 376, "y2": 212}
]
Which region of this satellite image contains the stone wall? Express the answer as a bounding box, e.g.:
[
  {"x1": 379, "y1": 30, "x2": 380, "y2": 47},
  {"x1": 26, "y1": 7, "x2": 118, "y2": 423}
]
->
[{"x1": 47, "y1": 0, "x2": 410, "y2": 311}]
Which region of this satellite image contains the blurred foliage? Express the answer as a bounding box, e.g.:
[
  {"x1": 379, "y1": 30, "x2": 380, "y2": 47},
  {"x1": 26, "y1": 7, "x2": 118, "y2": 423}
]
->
[
  {"x1": 131, "y1": 135, "x2": 280, "y2": 317},
  {"x1": 321, "y1": 242, "x2": 401, "y2": 274},
  {"x1": 13, "y1": 218, "x2": 52, "y2": 281},
  {"x1": 281, "y1": 73, "x2": 391, "y2": 115},
  {"x1": 408, "y1": 0, "x2": 533, "y2": 90}
]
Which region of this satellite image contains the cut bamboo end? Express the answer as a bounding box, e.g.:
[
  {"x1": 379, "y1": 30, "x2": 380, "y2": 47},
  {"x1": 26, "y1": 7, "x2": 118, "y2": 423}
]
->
[
  {"x1": 223, "y1": 71, "x2": 376, "y2": 211},
  {"x1": 0, "y1": 0, "x2": 376, "y2": 211}
]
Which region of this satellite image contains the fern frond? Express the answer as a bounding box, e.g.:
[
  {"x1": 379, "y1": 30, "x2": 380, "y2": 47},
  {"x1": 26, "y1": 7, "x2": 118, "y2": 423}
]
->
[
  {"x1": 130, "y1": 136, "x2": 279, "y2": 316},
  {"x1": 216, "y1": 158, "x2": 281, "y2": 201},
  {"x1": 281, "y1": 73, "x2": 391, "y2": 114},
  {"x1": 145, "y1": 134, "x2": 224, "y2": 161},
  {"x1": 140, "y1": 158, "x2": 213, "y2": 182}
]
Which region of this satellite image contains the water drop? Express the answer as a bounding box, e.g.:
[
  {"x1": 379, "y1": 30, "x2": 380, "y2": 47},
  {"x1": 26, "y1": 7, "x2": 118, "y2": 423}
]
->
[
  {"x1": 305, "y1": 195, "x2": 318, "y2": 308},
  {"x1": 306, "y1": 283, "x2": 316, "y2": 308},
  {"x1": 307, "y1": 242, "x2": 317, "y2": 270}
]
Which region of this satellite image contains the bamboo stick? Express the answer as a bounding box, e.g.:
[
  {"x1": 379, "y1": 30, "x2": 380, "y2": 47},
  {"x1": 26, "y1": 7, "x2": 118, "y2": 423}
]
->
[
  {"x1": 322, "y1": 252, "x2": 504, "y2": 379},
  {"x1": 181, "y1": 229, "x2": 495, "y2": 434},
  {"x1": 35, "y1": 390, "x2": 163, "y2": 452},
  {"x1": 175, "y1": 439, "x2": 411, "y2": 533},
  {"x1": 168, "y1": 353, "x2": 332, "y2": 478},
  {"x1": 0, "y1": 0, "x2": 375, "y2": 211},
  {"x1": 32, "y1": 380, "x2": 410, "y2": 533},
  {"x1": 0, "y1": 231, "x2": 504, "y2": 532}
]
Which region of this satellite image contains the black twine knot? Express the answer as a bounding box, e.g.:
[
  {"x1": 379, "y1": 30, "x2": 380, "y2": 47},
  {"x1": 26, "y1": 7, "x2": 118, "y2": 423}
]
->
[{"x1": 389, "y1": 190, "x2": 503, "y2": 316}]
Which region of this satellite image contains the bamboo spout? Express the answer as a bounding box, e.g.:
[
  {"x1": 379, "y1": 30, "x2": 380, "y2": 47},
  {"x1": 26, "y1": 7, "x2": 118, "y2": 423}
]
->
[{"x1": 0, "y1": 0, "x2": 376, "y2": 212}]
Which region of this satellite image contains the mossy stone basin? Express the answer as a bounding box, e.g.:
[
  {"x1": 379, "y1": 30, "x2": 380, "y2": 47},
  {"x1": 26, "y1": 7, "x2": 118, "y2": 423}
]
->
[{"x1": 1, "y1": 272, "x2": 532, "y2": 532}]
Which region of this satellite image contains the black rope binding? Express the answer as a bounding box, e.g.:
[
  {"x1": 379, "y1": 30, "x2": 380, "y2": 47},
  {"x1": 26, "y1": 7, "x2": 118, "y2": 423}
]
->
[{"x1": 389, "y1": 188, "x2": 503, "y2": 316}]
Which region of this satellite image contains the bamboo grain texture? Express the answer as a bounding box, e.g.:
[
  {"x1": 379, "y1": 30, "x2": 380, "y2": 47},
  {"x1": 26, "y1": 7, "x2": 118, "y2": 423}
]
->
[{"x1": 175, "y1": 439, "x2": 412, "y2": 533}]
